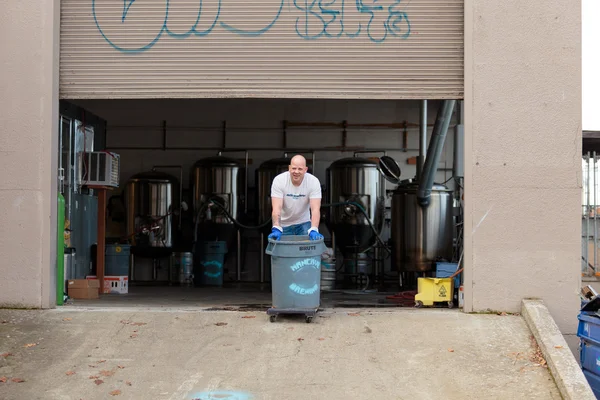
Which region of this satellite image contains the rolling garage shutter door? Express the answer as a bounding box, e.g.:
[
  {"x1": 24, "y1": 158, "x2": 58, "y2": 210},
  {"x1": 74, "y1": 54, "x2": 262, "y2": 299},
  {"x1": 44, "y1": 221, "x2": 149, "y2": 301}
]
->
[{"x1": 59, "y1": 0, "x2": 464, "y2": 99}]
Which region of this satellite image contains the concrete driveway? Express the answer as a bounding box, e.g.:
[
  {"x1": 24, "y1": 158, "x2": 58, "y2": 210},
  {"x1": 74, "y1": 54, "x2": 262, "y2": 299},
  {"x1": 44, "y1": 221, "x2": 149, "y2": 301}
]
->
[{"x1": 0, "y1": 307, "x2": 560, "y2": 400}]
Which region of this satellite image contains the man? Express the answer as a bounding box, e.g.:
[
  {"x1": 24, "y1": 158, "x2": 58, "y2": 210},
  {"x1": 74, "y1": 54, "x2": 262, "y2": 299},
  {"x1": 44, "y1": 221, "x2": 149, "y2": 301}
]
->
[{"x1": 268, "y1": 155, "x2": 324, "y2": 241}]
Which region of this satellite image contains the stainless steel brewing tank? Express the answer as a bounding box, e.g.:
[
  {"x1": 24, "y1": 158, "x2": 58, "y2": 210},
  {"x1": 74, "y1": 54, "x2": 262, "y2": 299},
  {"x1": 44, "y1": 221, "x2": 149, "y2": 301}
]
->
[
  {"x1": 391, "y1": 182, "x2": 453, "y2": 272},
  {"x1": 256, "y1": 158, "x2": 291, "y2": 233},
  {"x1": 326, "y1": 157, "x2": 385, "y2": 255},
  {"x1": 190, "y1": 156, "x2": 241, "y2": 243},
  {"x1": 125, "y1": 171, "x2": 179, "y2": 258}
]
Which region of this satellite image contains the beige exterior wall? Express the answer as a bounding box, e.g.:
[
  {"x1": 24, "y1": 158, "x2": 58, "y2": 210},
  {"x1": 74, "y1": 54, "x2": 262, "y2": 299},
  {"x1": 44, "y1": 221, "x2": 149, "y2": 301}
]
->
[
  {"x1": 59, "y1": 0, "x2": 463, "y2": 99},
  {"x1": 462, "y1": 0, "x2": 582, "y2": 335},
  {"x1": 0, "y1": 0, "x2": 60, "y2": 307},
  {"x1": 0, "y1": 0, "x2": 583, "y2": 339}
]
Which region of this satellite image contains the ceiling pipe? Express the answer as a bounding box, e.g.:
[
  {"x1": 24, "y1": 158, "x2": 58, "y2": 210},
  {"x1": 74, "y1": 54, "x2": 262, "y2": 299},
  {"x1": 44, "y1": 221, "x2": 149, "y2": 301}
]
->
[
  {"x1": 417, "y1": 100, "x2": 428, "y2": 179},
  {"x1": 417, "y1": 100, "x2": 456, "y2": 207}
]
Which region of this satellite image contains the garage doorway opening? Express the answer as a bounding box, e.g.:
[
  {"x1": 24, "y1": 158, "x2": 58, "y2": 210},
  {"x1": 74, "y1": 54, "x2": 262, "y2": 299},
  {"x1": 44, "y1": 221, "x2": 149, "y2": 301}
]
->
[{"x1": 58, "y1": 98, "x2": 465, "y2": 310}]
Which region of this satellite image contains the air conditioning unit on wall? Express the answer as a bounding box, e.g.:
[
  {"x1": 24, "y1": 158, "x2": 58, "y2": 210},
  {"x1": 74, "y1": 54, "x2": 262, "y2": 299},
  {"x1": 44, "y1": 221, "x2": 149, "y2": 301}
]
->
[{"x1": 77, "y1": 151, "x2": 120, "y2": 188}]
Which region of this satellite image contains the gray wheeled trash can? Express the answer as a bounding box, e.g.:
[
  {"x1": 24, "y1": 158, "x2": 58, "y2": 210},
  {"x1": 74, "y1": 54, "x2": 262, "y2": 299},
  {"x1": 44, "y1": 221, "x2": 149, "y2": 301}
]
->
[{"x1": 265, "y1": 235, "x2": 325, "y2": 323}]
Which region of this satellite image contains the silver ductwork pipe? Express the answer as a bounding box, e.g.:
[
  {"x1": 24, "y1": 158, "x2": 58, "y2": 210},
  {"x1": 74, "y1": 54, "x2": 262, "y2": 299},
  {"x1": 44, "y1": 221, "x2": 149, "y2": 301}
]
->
[
  {"x1": 417, "y1": 100, "x2": 428, "y2": 178},
  {"x1": 417, "y1": 100, "x2": 456, "y2": 207},
  {"x1": 453, "y1": 101, "x2": 465, "y2": 179}
]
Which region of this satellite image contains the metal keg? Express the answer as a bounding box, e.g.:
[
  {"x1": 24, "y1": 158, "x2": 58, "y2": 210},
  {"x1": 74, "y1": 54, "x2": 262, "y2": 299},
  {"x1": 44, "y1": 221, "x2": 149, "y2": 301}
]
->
[
  {"x1": 171, "y1": 252, "x2": 194, "y2": 286},
  {"x1": 320, "y1": 260, "x2": 336, "y2": 291}
]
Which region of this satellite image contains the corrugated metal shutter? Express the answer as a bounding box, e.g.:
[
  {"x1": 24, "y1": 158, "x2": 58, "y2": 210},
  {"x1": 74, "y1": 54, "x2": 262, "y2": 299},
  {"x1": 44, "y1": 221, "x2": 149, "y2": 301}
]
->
[{"x1": 60, "y1": 0, "x2": 463, "y2": 99}]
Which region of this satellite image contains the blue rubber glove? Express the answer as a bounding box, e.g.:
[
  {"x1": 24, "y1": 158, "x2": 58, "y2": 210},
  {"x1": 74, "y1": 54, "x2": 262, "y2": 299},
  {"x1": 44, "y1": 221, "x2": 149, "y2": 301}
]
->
[
  {"x1": 308, "y1": 228, "x2": 324, "y2": 241},
  {"x1": 268, "y1": 226, "x2": 283, "y2": 241}
]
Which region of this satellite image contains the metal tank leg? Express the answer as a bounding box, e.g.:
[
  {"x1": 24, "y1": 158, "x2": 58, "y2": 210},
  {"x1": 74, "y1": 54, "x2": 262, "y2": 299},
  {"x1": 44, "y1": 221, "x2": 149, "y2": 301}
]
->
[
  {"x1": 237, "y1": 229, "x2": 241, "y2": 281},
  {"x1": 260, "y1": 232, "x2": 265, "y2": 283},
  {"x1": 130, "y1": 254, "x2": 135, "y2": 283}
]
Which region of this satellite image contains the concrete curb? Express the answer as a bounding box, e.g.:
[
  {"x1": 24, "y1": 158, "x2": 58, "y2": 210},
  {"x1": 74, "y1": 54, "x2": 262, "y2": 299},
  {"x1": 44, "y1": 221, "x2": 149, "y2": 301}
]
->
[{"x1": 522, "y1": 299, "x2": 595, "y2": 400}]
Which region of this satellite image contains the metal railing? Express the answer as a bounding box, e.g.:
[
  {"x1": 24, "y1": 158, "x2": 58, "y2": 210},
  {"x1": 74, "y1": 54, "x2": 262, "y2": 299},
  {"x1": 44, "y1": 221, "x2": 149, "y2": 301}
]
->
[{"x1": 583, "y1": 152, "x2": 599, "y2": 276}]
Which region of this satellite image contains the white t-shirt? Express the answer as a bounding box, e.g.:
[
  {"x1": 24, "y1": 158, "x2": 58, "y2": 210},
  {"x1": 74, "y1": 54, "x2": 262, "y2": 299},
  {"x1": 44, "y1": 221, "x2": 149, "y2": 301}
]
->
[{"x1": 271, "y1": 171, "x2": 322, "y2": 227}]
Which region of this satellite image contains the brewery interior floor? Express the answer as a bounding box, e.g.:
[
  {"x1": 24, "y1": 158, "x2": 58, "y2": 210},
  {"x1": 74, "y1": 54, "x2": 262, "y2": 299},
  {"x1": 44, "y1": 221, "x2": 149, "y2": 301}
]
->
[{"x1": 62, "y1": 283, "x2": 422, "y2": 310}]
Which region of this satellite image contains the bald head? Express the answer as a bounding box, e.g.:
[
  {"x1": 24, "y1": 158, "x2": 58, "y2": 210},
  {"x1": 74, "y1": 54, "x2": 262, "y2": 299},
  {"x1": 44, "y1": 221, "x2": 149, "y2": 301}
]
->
[
  {"x1": 290, "y1": 155, "x2": 307, "y2": 167},
  {"x1": 289, "y1": 155, "x2": 308, "y2": 186}
]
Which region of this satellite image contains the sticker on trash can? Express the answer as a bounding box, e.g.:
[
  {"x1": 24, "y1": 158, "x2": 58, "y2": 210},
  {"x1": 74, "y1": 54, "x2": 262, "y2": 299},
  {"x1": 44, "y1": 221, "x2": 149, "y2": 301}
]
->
[
  {"x1": 202, "y1": 260, "x2": 223, "y2": 278},
  {"x1": 289, "y1": 258, "x2": 321, "y2": 296}
]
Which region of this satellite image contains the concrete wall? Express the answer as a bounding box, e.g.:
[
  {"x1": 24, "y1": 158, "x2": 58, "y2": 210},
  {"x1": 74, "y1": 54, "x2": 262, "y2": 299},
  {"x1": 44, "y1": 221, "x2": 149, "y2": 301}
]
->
[
  {"x1": 463, "y1": 0, "x2": 582, "y2": 337},
  {"x1": 0, "y1": 0, "x2": 583, "y2": 335},
  {"x1": 0, "y1": 1, "x2": 59, "y2": 307}
]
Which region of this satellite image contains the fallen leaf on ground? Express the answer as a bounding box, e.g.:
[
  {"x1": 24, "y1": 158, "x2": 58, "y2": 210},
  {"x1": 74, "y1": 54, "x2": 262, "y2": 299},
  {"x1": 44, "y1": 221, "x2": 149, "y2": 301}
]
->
[
  {"x1": 88, "y1": 365, "x2": 97, "y2": 368},
  {"x1": 130, "y1": 334, "x2": 138, "y2": 339},
  {"x1": 554, "y1": 345, "x2": 563, "y2": 349},
  {"x1": 241, "y1": 316, "x2": 256, "y2": 319},
  {"x1": 94, "y1": 379, "x2": 104, "y2": 385},
  {"x1": 297, "y1": 338, "x2": 304, "y2": 342},
  {"x1": 1, "y1": 353, "x2": 13, "y2": 357},
  {"x1": 215, "y1": 322, "x2": 228, "y2": 326},
  {"x1": 133, "y1": 330, "x2": 138, "y2": 333},
  {"x1": 498, "y1": 312, "x2": 508, "y2": 316},
  {"x1": 100, "y1": 370, "x2": 114, "y2": 377},
  {"x1": 125, "y1": 381, "x2": 132, "y2": 386},
  {"x1": 109, "y1": 389, "x2": 121, "y2": 396},
  {"x1": 117, "y1": 365, "x2": 125, "y2": 369},
  {"x1": 448, "y1": 349, "x2": 455, "y2": 352},
  {"x1": 0, "y1": 377, "x2": 7, "y2": 383},
  {"x1": 1, "y1": 321, "x2": 8, "y2": 324},
  {"x1": 318, "y1": 338, "x2": 325, "y2": 341},
  {"x1": 11, "y1": 378, "x2": 25, "y2": 383},
  {"x1": 287, "y1": 327, "x2": 294, "y2": 330},
  {"x1": 63, "y1": 318, "x2": 72, "y2": 321},
  {"x1": 65, "y1": 371, "x2": 76, "y2": 376},
  {"x1": 348, "y1": 313, "x2": 360, "y2": 316},
  {"x1": 97, "y1": 360, "x2": 106, "y2": 364},
  {"x1": 23, "y1": 343, "x2": 37, "y2": 348},
  {"x1": 131, "y1": 322, "x2": 147, "y2": 326},
  {"x1": 89, "y1": 375, "x2": 99, "y2": 379}
]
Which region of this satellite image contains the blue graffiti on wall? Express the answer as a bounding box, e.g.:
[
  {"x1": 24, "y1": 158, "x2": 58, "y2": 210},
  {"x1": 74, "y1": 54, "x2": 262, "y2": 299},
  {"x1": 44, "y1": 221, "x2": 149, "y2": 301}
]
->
[{"x1": 93, "y1": 0, "x2": 411, "y2": 53}]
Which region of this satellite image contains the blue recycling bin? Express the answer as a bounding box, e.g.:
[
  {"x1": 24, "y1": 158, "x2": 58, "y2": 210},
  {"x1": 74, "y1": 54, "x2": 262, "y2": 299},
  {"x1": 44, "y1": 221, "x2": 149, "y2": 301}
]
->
[
  {"x1": 265, "y1": 235, "x2": 326, "y2": 323},
  {"x1": 577, "y1": 311, "x2": 600, "y2": 398},
  {"x1": 105, "y1": 244, "x2": 130, "y2": 276},
  {"x1": 196, "y1": 241, "x2": 227, "y2": 287}
]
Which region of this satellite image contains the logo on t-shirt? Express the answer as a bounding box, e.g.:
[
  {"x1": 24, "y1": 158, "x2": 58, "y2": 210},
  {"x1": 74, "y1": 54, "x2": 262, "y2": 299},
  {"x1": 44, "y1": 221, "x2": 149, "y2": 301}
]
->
[{"x1": 285, "y1": 194, "x2": 306, "y2": 200}]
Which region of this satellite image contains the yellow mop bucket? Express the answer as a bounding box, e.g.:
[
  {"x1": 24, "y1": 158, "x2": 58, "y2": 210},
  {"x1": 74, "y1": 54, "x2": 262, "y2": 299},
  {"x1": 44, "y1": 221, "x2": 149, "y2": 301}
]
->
[{"x1": 414, "y1": 277, "x2": 454, "y2": 308}]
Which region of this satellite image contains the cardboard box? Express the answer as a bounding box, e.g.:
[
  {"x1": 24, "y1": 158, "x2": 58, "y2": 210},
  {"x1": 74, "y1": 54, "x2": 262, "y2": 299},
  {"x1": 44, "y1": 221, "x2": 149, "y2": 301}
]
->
[
  {"x1": 103, "y1": 276, "x2": 128, "y2": 294},
  {"x1": 67, "y1": 279, "x2": 100, "y2": 299}
]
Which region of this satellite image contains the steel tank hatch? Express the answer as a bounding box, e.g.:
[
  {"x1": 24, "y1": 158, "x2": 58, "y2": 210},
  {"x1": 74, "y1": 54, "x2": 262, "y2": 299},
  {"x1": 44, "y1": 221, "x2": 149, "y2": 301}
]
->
[
  {"x1": 391, "y1": 181, "x2": 454, "y2": 272},
  {"x1": 125, "y1": 170, "x2": 180, "y2": 258},
  {"x1": 326, "y1": 156, "x2": 399, "y2": 256},
  {"x1": 190, "y1": 155, "x2": 241, "y2": 244}
]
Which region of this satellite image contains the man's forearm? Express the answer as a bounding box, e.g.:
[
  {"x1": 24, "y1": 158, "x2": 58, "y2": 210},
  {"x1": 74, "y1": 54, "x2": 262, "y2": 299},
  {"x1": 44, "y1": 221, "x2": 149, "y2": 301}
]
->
[
  {"x1": 272, "y1": 212, "x2": 281, "y2": 227},
  {"x1": 310, "y1": 210, "x2": 320, "y2": 229}
]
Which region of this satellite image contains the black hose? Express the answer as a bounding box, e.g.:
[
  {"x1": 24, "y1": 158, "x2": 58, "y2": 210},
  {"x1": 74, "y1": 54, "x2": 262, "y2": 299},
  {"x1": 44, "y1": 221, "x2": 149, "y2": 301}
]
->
[
  {"x1": 321, "y1": 201, "x2": 392, "y2": 254},
  {"x1": 197, "y1": 197, "x2": 391, "y2": 254},
  {"x1": 199, "y1": 197, "x2": 272, "y2": 231}
]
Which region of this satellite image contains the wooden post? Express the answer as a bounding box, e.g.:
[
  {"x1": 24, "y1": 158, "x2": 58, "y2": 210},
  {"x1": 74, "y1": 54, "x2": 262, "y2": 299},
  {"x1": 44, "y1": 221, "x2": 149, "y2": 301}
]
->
[{"x1": 96, "y1": 189, "x2": 107, "y2": 295}]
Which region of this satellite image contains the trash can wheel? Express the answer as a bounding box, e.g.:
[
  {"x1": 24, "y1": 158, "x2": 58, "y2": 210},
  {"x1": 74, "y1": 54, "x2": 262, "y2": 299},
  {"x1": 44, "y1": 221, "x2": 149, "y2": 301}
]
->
[
  {"x1": 305, "y1": 316, "x2": 313, "y2": 323},
  {"x1": 269, "y1": 315, "x2": 277, "y2": 323},
  {"x1": 415, "y1": 300, "x2": 423, "y2": 308}
]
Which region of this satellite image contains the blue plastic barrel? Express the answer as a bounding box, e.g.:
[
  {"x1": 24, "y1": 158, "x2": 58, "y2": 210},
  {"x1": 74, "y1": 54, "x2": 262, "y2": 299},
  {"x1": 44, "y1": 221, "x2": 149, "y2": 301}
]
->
[
  {"x1": 196, "y1": 241, "x2": 227, "y2": 286},
  {"x1": 265, "y1": 235, "x2": 326, "y2": 309},
  {"x1": 105, "y1": 244, "x2": 130, "y2": 276}
]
